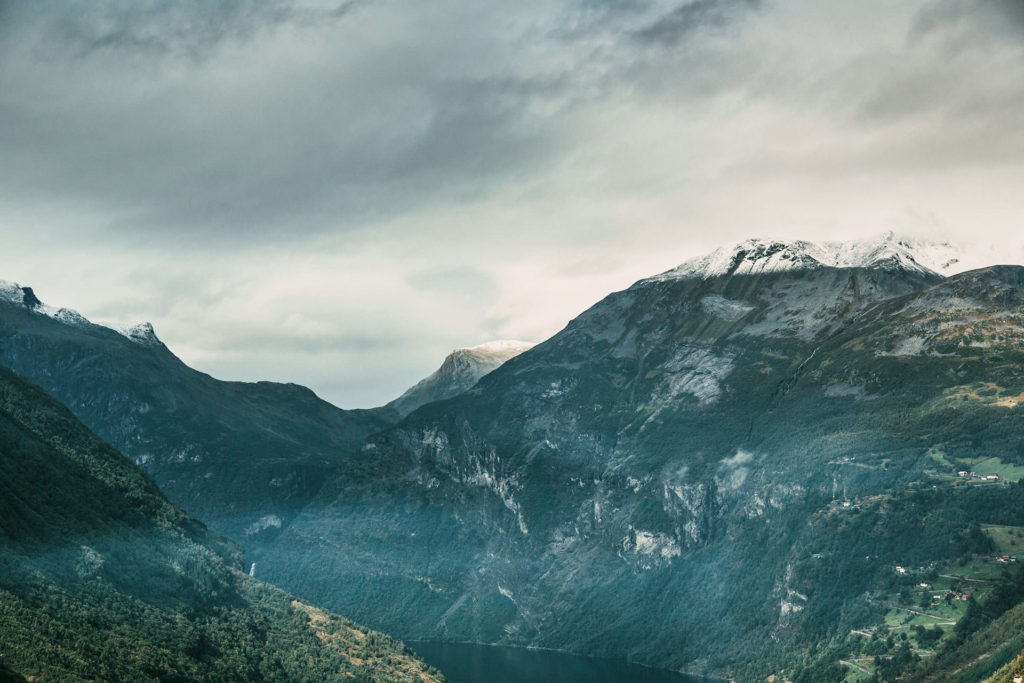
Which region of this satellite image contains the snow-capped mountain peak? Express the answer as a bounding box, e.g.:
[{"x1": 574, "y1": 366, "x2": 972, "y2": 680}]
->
[
  {"x1": 118, "y1": 322, "x2": 162, "y2": 346},
  {"x1": 456, "y1": 340, "x2": 536, "y2": 361},
  {"x1": 0, "y1": 280, "x2": 92, "y2": 327},
  {"x1": 0, "y1": 280, "x2": 37, "y2": 308},
  {"x1": 0, "y1": 279, "x2": 161, "y2": 346},
  {"x1": 646, "y1": 233, "x2": 973, "y2": 283}
]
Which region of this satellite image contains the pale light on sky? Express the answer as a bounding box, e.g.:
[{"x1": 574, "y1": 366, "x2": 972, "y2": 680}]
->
[{"x1": 0, "y1": 0, "x2": 1021, "y2": 407}]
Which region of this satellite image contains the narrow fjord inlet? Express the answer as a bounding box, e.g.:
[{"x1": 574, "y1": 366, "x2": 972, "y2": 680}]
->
[{"x1": 407, "y1": 642, "x2": 707, "y2": 683}]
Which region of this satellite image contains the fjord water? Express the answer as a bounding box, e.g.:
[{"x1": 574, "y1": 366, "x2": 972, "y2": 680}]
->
[{"x1": 409, "y1": 642, "x2": 707, "y2": 683}]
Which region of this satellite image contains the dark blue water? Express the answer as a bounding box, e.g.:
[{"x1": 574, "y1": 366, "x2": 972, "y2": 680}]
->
[{"x1": 409, "y1": 641, "x2": 709, "y2": 683}]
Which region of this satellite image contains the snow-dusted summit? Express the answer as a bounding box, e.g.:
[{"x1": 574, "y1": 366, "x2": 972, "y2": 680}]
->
[
  {"x1": 645, "y1": 233, "x2": 981, "y2": 283},
  {"x1": 119, "y1": 321, "x2": 162, "y2": 346},
  {"x1": 387, "y1": 340, "x2": 535, "y2": 417},
  {"x1": 0, "y1": 280, "x2": 94, "y2": 327},
  {"x1": 0, "y1": 279, "x2": 159, "y2": 346}
]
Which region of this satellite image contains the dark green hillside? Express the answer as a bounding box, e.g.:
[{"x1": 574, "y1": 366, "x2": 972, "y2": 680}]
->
[{"x1": 0, "y1": 365, "x2": 442, "y2": 682}]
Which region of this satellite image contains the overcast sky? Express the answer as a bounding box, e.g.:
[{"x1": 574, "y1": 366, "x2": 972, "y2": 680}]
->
[{"x1": 0, "y1": 0, "x2": 1022, "y2": 408}]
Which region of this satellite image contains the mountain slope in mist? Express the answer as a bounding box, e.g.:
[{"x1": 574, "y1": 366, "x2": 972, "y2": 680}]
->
[{"x1": 0, "y1": 363, "x2": 442, "y2": 682}]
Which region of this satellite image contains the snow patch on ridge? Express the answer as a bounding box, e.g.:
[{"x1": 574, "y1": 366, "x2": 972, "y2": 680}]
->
[
  {"x1": 718, "y1": 451, "x2": 753, "y2": 491},
  {"x1": 721, "y1": 449, "x2": 754, "y2": 468},
  {"x1": 0, "y1": 280, "x2": 92, "y2": 328},
  {"x1": 700, "y1": 294, "x2": 754, "y2": 321},
  {"x1": 118, "y1": 322, "x2": 162, "y2": 346},
  {"x1": 0, "y1": 279, "x2": 163, "y2": 344},
  {"x1": 644, "y1": 232, "x2": 998, "y2": 283},
  {"x1": 461, "y1": 340, "x2": 535, "y2": 356},
  {"x1": 388, "y1": 339, "x2": 535, "y2": 416},
  {"x1": 622, "y1": 526, "x2": 681, "y2": 566},
  {"x1": 885, "y1": 336, "x2": 928, "y2": 357},
  {"x1": 824, "y1": 383, "x2": 874, "y2": 400},
  {"x1": 0, "y1": 281, "x2": 24, "y2": 306}
]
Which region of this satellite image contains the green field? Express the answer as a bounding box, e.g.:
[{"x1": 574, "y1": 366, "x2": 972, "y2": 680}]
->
[
  {"x1": 954, "y1": 457, "x2": 1024, "y2": 483},
  {"x1": 928, "y1": 563, "x2": 1003, "y2": 588},
  {"x1": 884, "y1": 604, "x2": 962, "y2": 629},
  {"x1": 983, "y1": 525, "x2": 1024, "y2": 555}
]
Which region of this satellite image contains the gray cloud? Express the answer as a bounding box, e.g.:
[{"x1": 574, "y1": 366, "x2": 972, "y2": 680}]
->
[
  {"x1": 632, "y1": 0, "x2": 761, "y2": 45},
  {"x1": 0, "y1": 2, "x2": 585, "y2": 250},
  {"x1": 0, "y1": 0, "x2": 767, "y2": 250},
  {"x1": 6, "y1": 1, "x2": 360, "y2": 60},
  {"x1": 406, "y1": 267, "x2": 498, "y2": 297},
  {"x1": 911, "y1": 0, "x2": 1024, "y2": 44}
]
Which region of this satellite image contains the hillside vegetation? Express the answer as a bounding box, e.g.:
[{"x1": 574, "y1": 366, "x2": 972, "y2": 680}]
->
[{"x1": 0, "y1": 365, "x2": 442, "y2": 682}]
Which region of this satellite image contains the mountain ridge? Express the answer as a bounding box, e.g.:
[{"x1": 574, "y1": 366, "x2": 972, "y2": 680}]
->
[
  {"x1": 645, "y1": 232, "x2": 965, "y2": 283},
  {"x1": 0, "y1": 286, "x2": 399, "y2": 541}
]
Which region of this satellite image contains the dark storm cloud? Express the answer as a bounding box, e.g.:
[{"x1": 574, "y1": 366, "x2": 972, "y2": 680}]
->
[
  {"x1": 820, "y1": 0, "x2": 1024, "y2": 159},
  {"x1": 632, "y1": 0, "x2": 762, "y2": 45},
  {"x1": 0, "y1": 0, "x2": 767, "y2": 249},
  {"x1": 911, "y1": 0, "x2": 1024, "y2": 42},
  {"x1": 0, "y1": 1, "x2": 597, "y2": 248},
  {"x1": 96, "y1": 71, "x2": 563, "y2": 243},
  {"x1": 4, "y1": 0, "x2": 360, "y2": 60}
]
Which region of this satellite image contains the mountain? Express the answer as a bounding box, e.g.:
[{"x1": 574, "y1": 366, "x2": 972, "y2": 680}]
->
[
  {"x1": 650, "y1": 232, "x2": 991, "y2": 282},
  {"x1": 7, "y1": 233, "x2": 1024, "y2": 680},
  {"x1": 254, "y1": 237, "x2": 1024, "y2": 678},
  {"x1": 387, "y1": 340, "x2": 535, "y2": 417},
  {"x1": 0, "y1": 282, "x2": 399, "y2": 540},
  {"x1": 0, "y1": 363, "x2": 442, "y2": 681}
]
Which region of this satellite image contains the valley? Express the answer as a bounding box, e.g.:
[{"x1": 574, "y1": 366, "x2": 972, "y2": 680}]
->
[
  {"x1": 3, "y1": 0, "x2": 1021, "y2": 676},
  {"x1": 5, "y1": 235, "x2": 1024, "y2": 680}
]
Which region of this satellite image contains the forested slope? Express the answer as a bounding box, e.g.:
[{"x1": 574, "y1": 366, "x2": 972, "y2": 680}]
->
[{"x1": 0, "y1": 365, "x2": 441, "y2": 682}]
